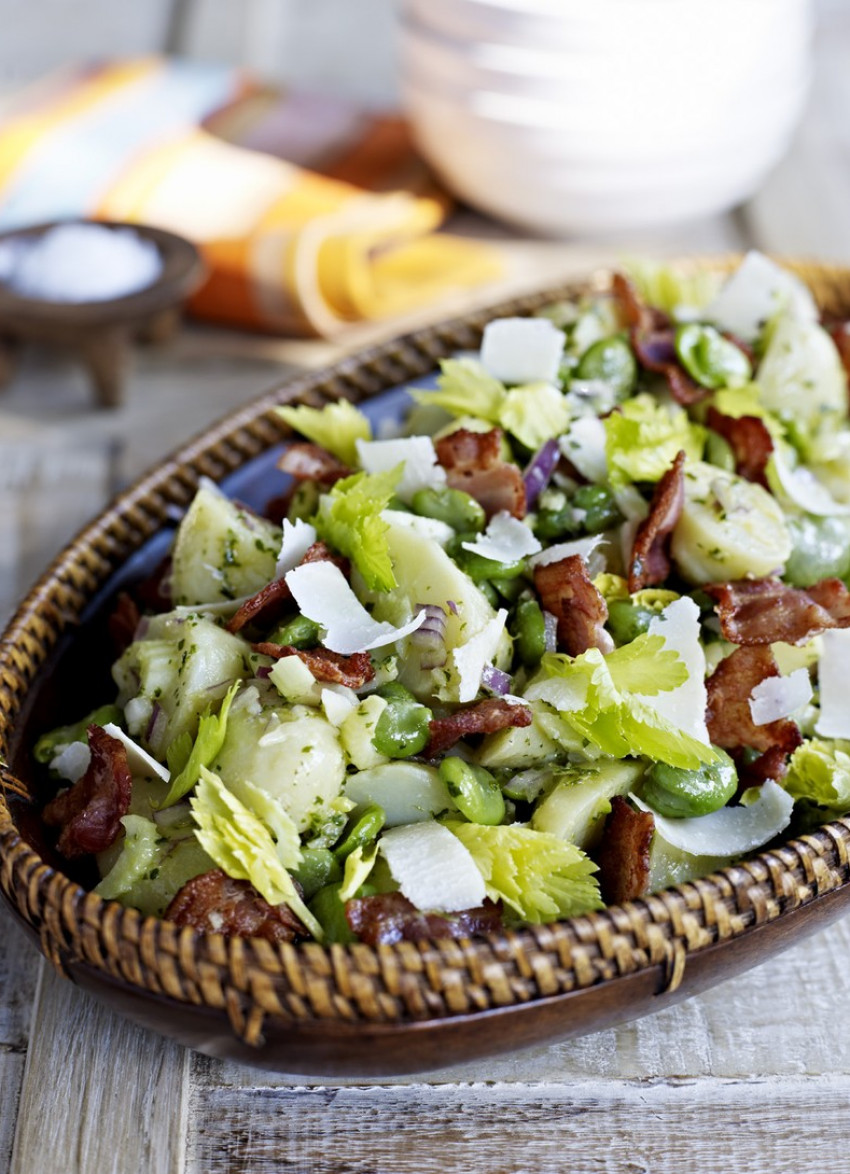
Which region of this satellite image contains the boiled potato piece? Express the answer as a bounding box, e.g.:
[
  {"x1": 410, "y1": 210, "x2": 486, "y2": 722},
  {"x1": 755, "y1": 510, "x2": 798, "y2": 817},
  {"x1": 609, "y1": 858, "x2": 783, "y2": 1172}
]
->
[
  {"x1": 757, "y1": 314, "x2": 847, "y2": 434},
  {"x1": 531, "y1": 761, "x2": 645, "y2": 850},
  {"x1": 671, "y1": 461, "x2": 791, "y2": 584},
  {"x1": 171, "y1": 482, "x2": 281, "y2": 605}
]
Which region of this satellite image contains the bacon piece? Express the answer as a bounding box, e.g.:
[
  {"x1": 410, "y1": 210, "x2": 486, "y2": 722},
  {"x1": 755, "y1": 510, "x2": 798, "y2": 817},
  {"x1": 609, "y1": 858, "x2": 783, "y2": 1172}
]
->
[
  {"x1": 253, "y1": 643, "x2": 374, "y2": 688},
  {"x1": 826, "y1": 320, "x2": 850, "y2": 396},
  {"x1": 345, "y1": 892, "x2": 503, "y2": 945},
  {"x1": 611, "y1": 272, "x2": 708, "y2": 406},
  {"x1": 705, "y1": 646, "x2": 802, "y2": 756},
  {"x1": 435, "y1": 427, "x2": 526, "y2": 519},
  {"x1": 277, "y1": 442, "x2": 351, "y2": 484},
  {"x1": 166, "y1": 869, "x2": 306, "y2": 943},
  {"x1": 108, "y1": 591, "x2": 142, "y2": 655},
  {"x1": 135, "y1": 555, "x2": 173, "y2": 613},
  {"x1": 705, "y1": 577, "x2": 850, "y2": 646},
  {"x1": 226, "y1": 542, "x2": 347, "y2": 634},
  {"x1": 425, "y1": 697, "x2": 532, "y2": 758},
  {"x1": 533, "y1": 554, "x2": 614, "y2": 656},
  {"x1": 706, "y1": 407, "x2": 773, "y2": 487},
  {"x1": 596, "y1": 796, "x2": 654, "y2": 905},
  {"x1": 628, "y1": 450, "x2": 685, "y2": 592},
  {"x1": 43, "y1": 726, "x2": 132, "y2": 859},
  {"x1": 732, "y1": 745, "x2": 790, "y2": 793}
]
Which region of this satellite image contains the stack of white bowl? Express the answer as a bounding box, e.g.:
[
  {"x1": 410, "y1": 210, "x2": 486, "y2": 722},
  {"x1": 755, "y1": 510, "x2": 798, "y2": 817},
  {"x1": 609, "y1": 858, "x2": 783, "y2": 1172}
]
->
[{"x1": 400, "y1": 0, "x2": 812, "y2": 236}]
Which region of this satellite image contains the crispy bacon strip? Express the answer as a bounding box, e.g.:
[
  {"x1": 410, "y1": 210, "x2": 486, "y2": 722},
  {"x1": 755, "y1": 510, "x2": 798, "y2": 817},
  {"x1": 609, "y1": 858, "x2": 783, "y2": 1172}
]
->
[
  {"x1": 706, "y1": 407, "x2": 773, "y2": 486},
  {"x1": 276, "y1": 442, "x2": 351, "y2": 484},
  {"x1": 611, "y1": 273, "x2": 708, "y2": 406},
  {"x1": 533, "y1": 554, "x2": 614, "y2": 656},
  {"x1": 345, "y1": 892, "x2": 503, "y2": 945},
  {"x1": 226, "y1": 542, "x2": 346, "y2": 634},
  {"x1": 596, "y1": 796, "x2": 654, "y2": 905},
  {"x1": 628, "y1": 450, "x2": 685, "y2": 592},
  {"x1": 435, "y1": 427, "x2": 526, "y2": 519},
  {"x1": 705, "y1": 577, "x2": 850, "y2": 646},
  {"x1": 732, "y1": 745, "x2": 790, "y2": 793},
  {"x1": 705, "y1": 646, "x2": 802, "y2": 756},
  {"x1": 253, "y1": 643, "x2": 374, "y2": 688},
  {"x1": 166, "y1": 869, "x2": 306, "y2": 943},
  {"x1": 43, "y1": 726, "x2": 132, "y2": 858},
  {"x1": 425, "y1": 697, "x2": 532, "y2": 758},
  {"x1": 108, "y1": 591, "x2": 142, "y2": 655}
]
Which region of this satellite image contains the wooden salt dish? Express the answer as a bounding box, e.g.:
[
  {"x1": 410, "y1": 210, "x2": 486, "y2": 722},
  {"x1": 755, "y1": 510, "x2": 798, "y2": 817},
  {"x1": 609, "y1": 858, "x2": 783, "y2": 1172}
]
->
[{"x1": 0, "y1": 220, "x2": 204, "y2": 408}]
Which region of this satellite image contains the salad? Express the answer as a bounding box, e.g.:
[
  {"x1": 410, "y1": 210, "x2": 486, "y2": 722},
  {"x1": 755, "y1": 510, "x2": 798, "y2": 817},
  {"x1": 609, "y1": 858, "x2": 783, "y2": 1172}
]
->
[{"x1": 35, "y1": 252, "x2": 850, "y2": 947}]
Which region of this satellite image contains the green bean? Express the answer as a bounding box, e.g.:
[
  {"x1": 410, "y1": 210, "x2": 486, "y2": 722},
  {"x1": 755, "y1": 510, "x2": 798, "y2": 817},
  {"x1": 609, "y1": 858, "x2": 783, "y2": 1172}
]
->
[
  {"x1": 333, "y1": 804, "x2": 386, "y2": 861},
  {"x1": 606, "y1": 600, "x2": 656, "y2": 646},
  {"x1": 572, "y1": 484, "x2": 622, "y2": 534},
  {"x1": 453, "y1": 546, "x2": 527, "y2": 583},
  {"x1": 575, "y1": 335, "x2": 637, "y2": 398},
  {"x1": 411, "y1": 486, "x2": 486, "y2": 533},
  {"x1": 491, "y1": 576, "x2": 526, "y2": 603},
  {"x1": 286, "y1": 480, "x2": 321, "y2": 523},
  {"x1": 268, "y1": 613, "x2": 321, "y2": 648},
  {"x1": 533, "y1": 502, "x2": 580, "y2": 542},
  {"x1": 478, "y1": 580, "x2": 500, "y2": 608},
  {"x1": 34, "y1": 704, "x2": 125, "y2": 765},
  {"x1": 307, "y1": 882, "x2": 357, "y2": 943},
  {"x1": 704, "y1": 430, "x2": 737, "y2": 473},
  {"x1": 372, "y1": 696, "x2": 433, "y2": 758},
  {"x1": 674, "y1": 323, "x2": 752, "y2": 390},
  {"x1": 376, "y1": 681, "x2": 417, "y2": 704},
  {"x1": 291, "y1": 847, "x2": 341, "y2": 901},
  {"x1": 642, "y1": 752, "x2": 737, "y2": 818},
  {"x1": 784, "y1": 514, "x2": 850, "y2": 587},
  {"x1": 438, "y1": 758, "x2": 505, "y2": 825},
  {"x1": 512, "y1": 599, "x2": 546, "y2": 667}
]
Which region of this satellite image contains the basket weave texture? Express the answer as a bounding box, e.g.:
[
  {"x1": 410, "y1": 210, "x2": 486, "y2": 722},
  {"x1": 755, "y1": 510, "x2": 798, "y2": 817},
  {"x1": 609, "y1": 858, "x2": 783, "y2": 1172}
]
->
[{"x1": 2, "y1": 259, "x2": 850, "y2": 1048}]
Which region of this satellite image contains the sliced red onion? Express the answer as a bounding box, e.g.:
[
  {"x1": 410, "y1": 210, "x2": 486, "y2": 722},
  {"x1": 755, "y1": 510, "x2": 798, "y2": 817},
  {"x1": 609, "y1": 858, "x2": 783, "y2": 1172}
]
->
[
  {"x1": 446, "y1": 600, "x2": 459, "y2": 616},
  {"x1": 410, "y1": 603, "x2": 448, "y2": 669},
  {"x1": 145, "y1": 702, "x2": 165, "y2": 744},
  {"x1": 133, "y1": 616, "x2": 150, "y2": 641},
  {"x1": 205, "y1": 677, "x2": 236, "y2": 693},
  {"x1": 543, "y1": 610, "x2": 558, "y2": 653},
  {"x1": 255, "y1": 665, "x2": 273, "y2": 680},
  {"x1": 481, "y1": 664, "x2": 511, "y2": 695},
  {"x1": 523, "y1": 439, "x2": 560, "y2": 508}
]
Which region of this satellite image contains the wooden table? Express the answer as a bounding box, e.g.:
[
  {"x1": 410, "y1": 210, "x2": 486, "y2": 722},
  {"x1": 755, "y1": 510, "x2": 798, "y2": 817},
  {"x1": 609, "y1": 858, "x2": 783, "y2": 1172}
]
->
[{"x1": 3, "y1": 7, "x2": 850, "y2": 1168}]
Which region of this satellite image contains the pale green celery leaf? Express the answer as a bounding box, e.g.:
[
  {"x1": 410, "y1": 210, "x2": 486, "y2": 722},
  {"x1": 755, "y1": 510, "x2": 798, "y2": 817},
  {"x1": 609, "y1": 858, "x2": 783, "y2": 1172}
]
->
[
  {"x1": 623, "y1": 259, "x2": 722, "y2": 316},
  {"x1": 94, "y1": 815, "x2": 161, "y2": 900},
  {"x1": 783, "y1": 739, "x2": 850, "y2": 812},
  {"x1": 223, "y1": 775, "x2": 302, "y2": 869},
  {"x1": 276, "y1": 400, "x2": 372, "y2": 466},
  {"x1": 191, "y1": 768, "x2": 323, "y2": 939},
  {"x1": 339, "y1": 842, "x2": 378, "y2": 902},
  {"x1": 160, "y1": 681, "x2": 240, "y2": 809},
  {"x1": 314, "y1": 467, "x2": 401, "y2": 592},
  {"x1": 614, "y1": 698, "x2": 718, "y2": 769},
  {"x1": 497, "y1": 382, "x2": 572, "y2": 449},
  {"x1": 604, "y1": 394, "x2": 705, "y2": 486},
  {"x1": 411, "y1": 358, "x2": 506, "y2": 423},
  {"x1": 445, "y1": 821, "x2": 602, "y2": 923},
  {"x1": 605, "y1": 634, "x2": 688, "y2": 696}
]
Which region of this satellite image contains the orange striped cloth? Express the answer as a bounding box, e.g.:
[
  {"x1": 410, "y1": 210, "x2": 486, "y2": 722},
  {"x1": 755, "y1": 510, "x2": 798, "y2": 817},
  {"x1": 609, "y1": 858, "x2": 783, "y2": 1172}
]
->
[{"x1": 0, "y1": 58, "x2": 500, "y2": 336}]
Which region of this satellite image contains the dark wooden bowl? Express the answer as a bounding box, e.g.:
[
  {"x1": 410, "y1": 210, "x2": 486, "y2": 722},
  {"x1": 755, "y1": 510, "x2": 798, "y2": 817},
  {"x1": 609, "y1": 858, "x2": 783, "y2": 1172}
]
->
[
  {"x1": 1, "y1": 258, "x2": 850, "y2": 1077},
  {"x1": 0, "y1": 219, "x2": 205, "y2": 405}
]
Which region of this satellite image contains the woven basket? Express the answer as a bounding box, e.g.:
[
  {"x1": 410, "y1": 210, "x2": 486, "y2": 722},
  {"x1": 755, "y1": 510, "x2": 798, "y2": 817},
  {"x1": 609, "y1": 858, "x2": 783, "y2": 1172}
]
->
[{"x1": 2, "y1": 258, "x2": 850, "y2": 1076}]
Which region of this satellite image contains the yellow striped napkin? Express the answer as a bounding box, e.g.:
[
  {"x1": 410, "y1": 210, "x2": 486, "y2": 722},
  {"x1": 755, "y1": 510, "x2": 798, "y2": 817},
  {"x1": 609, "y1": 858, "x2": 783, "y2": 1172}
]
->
[{"x1": 0, "y1": 58, "x2": 500, "y2": 336}]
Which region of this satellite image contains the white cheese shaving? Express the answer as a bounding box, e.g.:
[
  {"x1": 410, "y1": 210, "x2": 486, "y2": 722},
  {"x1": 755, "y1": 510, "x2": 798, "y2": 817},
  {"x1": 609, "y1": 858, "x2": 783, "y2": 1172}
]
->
[
  {"x1": 355, "y1": 436, "x2": 445, "y2": 503},
  {"x1": 749, "y1": 668, "x2": 813, "y2": 725},
  {"x1": 102, "y1": 723, "x2": 170, "y2": 783},
  {"x1": 637, "y1": 597, "x2": 710, "y2": 745},
  {"x1": 275, "y1": 518, "x2": 318, "y2": 578},
  {"x1": 320, "y1": 685, "x2": 359, "y2": 727},
  {"x1": 529, "y1": 533, "x2": 607, "y2": 572},
  {"x1": 49, "y1": 741, "x2": 91, "y2": 783},
  {"x1": 461, "y1": 511, "x2": 541, "y2": 563},
  {"x1": 453, "y1": 610, "x2": 508, "y2": 703},
  {"x1": 814, "y1": 629, "x2": 850, "y2": 737},
  {"x1": 285, "y1": 561, "x2": 427, "y2": 655},
  {"x1": 559, "y1": 416, "x2": 608, "y2": 484},
  {"x1": 379, "y1": 821, "x2": 486, "y2": 912},
  {"x1": 633, "y1": 779, "x2": 793, "y2": 858},
  {"x1": 381, "y1": 509, "x2": 455, "y2": 548},
  {"x1": 479, "y1": 317, "x2": 565, "y2": 385},
  {"x1": 770, "y1": 445, "x2": 850, "y2": 517},
  {"x1": 705, "y1": 250, "x2": 818, "y2": 343}
]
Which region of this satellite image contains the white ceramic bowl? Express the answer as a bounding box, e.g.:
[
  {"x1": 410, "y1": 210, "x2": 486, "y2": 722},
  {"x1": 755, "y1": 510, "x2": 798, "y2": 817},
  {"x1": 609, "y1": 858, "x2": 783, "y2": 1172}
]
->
[{"x1": 399, "y1": 0, "x2": 812, "y2": 234}]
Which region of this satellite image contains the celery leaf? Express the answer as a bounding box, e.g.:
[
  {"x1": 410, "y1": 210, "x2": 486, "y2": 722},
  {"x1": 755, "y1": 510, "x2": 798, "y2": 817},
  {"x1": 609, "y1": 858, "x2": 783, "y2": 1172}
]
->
[
  {"x1": 160, "y1": 681, "x2": 240, "y2": 808},
  {"x1": 276, "y1": 400, "x2": 372, "y2": 466},
  {"x1": 315, "y1": 467, "x2": 400, "y2": 591},
  {"x1": 604, "y1": 394, "x2": 704, "y2": 485}
]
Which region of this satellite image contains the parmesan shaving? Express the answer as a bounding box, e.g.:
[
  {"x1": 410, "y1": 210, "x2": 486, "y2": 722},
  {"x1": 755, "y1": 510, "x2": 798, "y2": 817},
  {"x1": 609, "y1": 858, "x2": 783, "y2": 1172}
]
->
[
  {"x1": 275, "y1": 518, "x2": 318, "y2": 578},
  {"x1": 633, "y1": 779, "x2": 793, "y2": 857},
  {"x1": 749, "y1": 668, "x2": 813, "y2": 725},
  {"x1": 102, "y1": 723, "x2": 170, "y2": 783},
  {"x1": 461, "y1": 511, "x2": 541, "y2": 563},
  {"x1": 480, "y1": 317, "x2": 565, "y2": 385},
  {"x1": 559, "y1": 416, "x2": 608, "y2": 484},
  {"x1": 815, "y1": 629, "x2": 850, "y2": 737},
  {"x1": 453, "y1": 610, "x2": 508, "y2": 704},
  {"x1": 638, "y1": 598, "x2": 710, "y2": 745},
  {"x1": 379, "y1": 821, "x2": 486, "y2": 912},
  {"x1": 356, "y1": 436, "x2": 445, "y2": 503}
]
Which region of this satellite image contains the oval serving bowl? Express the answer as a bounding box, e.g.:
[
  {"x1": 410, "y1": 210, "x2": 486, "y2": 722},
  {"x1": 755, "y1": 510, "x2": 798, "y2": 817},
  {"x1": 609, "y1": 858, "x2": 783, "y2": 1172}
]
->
[{"x1": 2, "y1": 259, "x2": 850, "y2": 1077}]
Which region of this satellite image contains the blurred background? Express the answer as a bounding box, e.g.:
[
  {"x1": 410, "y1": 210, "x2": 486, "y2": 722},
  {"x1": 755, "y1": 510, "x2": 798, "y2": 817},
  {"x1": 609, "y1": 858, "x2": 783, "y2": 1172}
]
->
[{"x1": 0, "y1": 0, "x2": 848, "y2": 618}]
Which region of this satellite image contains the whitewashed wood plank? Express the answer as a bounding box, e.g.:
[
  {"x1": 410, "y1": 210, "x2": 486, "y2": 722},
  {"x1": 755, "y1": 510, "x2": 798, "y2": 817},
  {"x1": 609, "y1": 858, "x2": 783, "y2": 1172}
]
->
[
  {"x1": 185, "y1": 1075, "x2": 850, "y2": 1174},
  {"x1": 0, "y1": 1054, "x2": 27, "y2": 1174},
  {"x1": 0, "y1": 909, "x2": 41, "y2": 1048},
  {"x1": 10, "y1": 965, "x2": 190, "y2": 1174}
]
